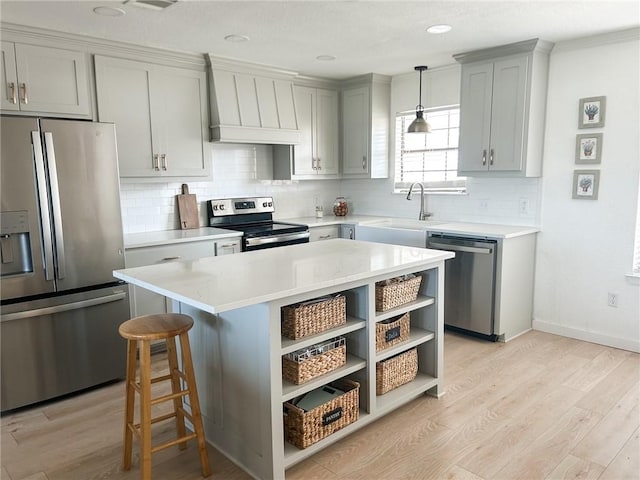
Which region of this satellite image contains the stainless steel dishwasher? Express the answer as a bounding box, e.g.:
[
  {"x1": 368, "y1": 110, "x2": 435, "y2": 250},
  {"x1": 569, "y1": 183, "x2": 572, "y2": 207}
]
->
[{"x1": 427, "y1": 234, "x2": 498, "y2": 339}]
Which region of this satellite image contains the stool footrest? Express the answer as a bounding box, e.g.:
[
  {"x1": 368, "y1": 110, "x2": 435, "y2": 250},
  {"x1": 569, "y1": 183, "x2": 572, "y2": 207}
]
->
[
  {"x1": 151, "y1": 432, "x2": 198, "y2": 454},
  {"x1": 150, "y1": 389, "x2": 190, "y2": 406}
]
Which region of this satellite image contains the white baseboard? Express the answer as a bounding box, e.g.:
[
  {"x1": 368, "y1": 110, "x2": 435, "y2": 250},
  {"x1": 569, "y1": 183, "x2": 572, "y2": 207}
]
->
[{"x1": 533, "y1": 319, "x2": 640, "y2": 353}]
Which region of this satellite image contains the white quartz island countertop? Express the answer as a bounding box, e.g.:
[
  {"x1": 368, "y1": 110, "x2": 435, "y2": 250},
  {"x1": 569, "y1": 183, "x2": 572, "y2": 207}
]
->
[{"x1": 114, "y1": 239, "x2": 453, "y2": 314}]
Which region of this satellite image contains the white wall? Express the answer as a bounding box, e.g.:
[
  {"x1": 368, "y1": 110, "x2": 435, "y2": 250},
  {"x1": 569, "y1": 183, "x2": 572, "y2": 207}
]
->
[
  {"x1": 532, "y1": 29, "x2": 640, "y2": 352},
  {"x1": 343, "y1": 64, "x2": 542, "y2": 226}
]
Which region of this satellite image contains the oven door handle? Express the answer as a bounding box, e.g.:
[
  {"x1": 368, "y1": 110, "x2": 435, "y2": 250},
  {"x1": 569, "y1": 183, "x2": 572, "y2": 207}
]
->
[{"x1": 245, "y1": 231, "x2": 310, "y2": 247}]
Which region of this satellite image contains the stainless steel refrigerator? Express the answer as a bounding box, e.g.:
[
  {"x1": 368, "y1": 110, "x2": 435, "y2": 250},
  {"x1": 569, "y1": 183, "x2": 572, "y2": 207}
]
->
[{"x1": 0, "y1": 116, "x2": 130, "y2": 412}]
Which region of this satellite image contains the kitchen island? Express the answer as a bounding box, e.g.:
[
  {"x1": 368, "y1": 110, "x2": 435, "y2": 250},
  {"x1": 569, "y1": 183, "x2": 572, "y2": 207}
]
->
[{"x1": 113, "y1": 239, "x2": 453, "y2": 479}]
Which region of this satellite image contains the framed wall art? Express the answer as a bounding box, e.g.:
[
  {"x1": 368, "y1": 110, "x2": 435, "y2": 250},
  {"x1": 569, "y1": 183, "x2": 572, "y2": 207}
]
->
[
  {"x1": 575, "y1": 133, "x2": 603, "y2": 164},
  {"x1": 578, "y1": 96, "x2": 606, "y2": 128},
  {"x1": 572, "y1": 170, "x2": 600, "y2": 200}
]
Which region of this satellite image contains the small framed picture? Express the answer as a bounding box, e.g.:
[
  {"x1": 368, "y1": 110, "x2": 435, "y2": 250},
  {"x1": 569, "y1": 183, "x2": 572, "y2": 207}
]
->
[
  {"x1": 572, "y1": 170, "x2": 600, "y2": 200},
  {"x1": 578, "y1": 96, "x2": 606, "y2": 128},
  {"x1": 575, "y1": 133, "x2": 603, "y2": 164}
]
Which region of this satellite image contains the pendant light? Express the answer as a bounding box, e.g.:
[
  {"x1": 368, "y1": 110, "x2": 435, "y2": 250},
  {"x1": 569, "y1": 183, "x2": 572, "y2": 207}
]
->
[{"x1": 407, "y1": 65, "x2": 431, "y2": 133}]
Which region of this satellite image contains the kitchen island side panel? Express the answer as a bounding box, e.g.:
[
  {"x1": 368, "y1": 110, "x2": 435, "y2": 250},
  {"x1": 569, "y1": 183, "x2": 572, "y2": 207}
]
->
[{"x1": 176, "y1": 301, "x2": 283, "y2": 480}]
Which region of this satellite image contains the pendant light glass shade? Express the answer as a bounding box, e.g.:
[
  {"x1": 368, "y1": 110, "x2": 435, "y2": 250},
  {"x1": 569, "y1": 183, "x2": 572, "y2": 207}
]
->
[{"x1": 407, "y1": 66, "x2": 431, "y2": 133}]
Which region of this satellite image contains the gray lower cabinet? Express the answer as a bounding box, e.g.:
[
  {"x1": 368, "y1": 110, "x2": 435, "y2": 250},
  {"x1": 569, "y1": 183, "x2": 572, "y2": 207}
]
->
[
  {"x1": 94, "y1": 55, "x2": 209, "y2": 179},
  {"x1": 454, "y1": 39, "x2": 552, "y2": 177},
  {"x1": 125, "y1": 240, "x2": 220, "y2": 318},
  {"x1": 340, "y1": 223, "x2": 356, "y2": 240},
  {"x1": 309, "y1": 225, "x2": 340, "y2": 242},
  {"x1": 1, "y1": 42, "x2": 91, "y2": 117}
]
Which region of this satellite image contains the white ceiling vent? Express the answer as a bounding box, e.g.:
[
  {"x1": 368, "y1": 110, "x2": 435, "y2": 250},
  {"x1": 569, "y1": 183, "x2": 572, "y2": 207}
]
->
[{"x1": 124, "y1": 0, "x2": 178, "y2": 11}]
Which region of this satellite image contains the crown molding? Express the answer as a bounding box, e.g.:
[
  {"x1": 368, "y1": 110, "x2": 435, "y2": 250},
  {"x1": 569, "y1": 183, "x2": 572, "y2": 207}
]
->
[
  {"x1": 552, "y1": 27, "x2": 640, "y2": 53},
  {"x1": 0, "y1": 22, "x2": 206, "y2": 70}
]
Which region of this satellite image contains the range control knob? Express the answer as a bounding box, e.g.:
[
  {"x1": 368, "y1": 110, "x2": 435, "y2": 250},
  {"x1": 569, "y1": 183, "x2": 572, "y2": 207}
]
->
[
  {"x1": 263, "y1": 202, "x2": 268, "y2": 207},
  {"x1": 268, "y1": 202, "x2": 273, "y2": 207},
  {"x1": 212, "y1": 205, "x2": 218, "y2": 211},
  {"x1": 220, "y1": 204, "x2": 225, "y2": 210}
]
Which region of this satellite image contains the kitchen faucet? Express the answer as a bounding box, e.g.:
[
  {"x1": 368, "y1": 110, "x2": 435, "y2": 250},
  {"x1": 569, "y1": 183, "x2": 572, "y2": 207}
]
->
[{"x1": 406, "y1": 182, "x2": 432, "y2": 220}]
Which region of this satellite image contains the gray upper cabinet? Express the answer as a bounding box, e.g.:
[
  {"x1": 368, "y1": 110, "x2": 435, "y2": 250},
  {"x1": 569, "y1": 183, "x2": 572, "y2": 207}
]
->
[
  {"x1": 1, "y1": 42, "x2": 91, "y2": 117},
  {"x1": 94, "y1": 55, "x2": 209, "y2": 179},
  {"x1": 454, "y1": 39, "x2": 553, "y2": 177},
  {"x1": 341, "y1": 74, "x2": 391, "y2": 178},
  {"x1": 293, "y1": 85, "x2": 339, "y2": 176}
]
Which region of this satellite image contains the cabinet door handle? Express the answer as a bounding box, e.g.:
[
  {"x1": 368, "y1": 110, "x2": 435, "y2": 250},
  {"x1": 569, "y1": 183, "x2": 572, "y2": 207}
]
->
[
  {"x1": 153, "y1": 154, "x2": 160, "y2": 171},
  {"x1": 490, "y1": 149, "x2": 494, "y2": 166},
  {"x1": 311, "y1": 157, "x2": 316, "y2": 171},
  {"x1": 362, "y1": 156, "x2": 366, "y2": 169},
  {"x1": 8, "y1": 82, "x2": 17, "y2": 104},
  {"x1": 19, "y1": 83, "x2": 28, "y2": 104},
  {"x1": 161, "y1": 256, "x2": 181, "y2": 261},
  {"x1": 161, "y1": 154, "x2": 167, "y2": 170},
  {"x1": 317, "y1": 157, "x2": 322, "y2": 170},
  {"x1": 319, "y1": 234, "x2": 332, "y2": 239},
  {"x1": 482, "y1": 149, "x2": 487, "y2": 166},
  {"x1": 219, "y1": 243, "x2": 235, "y2": 248}
]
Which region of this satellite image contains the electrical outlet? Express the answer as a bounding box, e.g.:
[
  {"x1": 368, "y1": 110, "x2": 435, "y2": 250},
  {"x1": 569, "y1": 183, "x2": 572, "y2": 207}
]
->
[
  {"x1": 479, "y1": 199, "x2": 489, "y2": 211},
  {"x1": 607, "y1": 292, "x2": 619, "y2": 308},
  {"x1": 519, "y1": 198, "x2": 529, "y2": 215}
]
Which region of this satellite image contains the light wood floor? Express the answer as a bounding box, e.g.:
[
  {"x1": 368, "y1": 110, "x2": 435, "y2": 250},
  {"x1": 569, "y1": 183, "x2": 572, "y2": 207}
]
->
[{"x1": 2, "y1": 330, "x2": 639, "y2": 480}]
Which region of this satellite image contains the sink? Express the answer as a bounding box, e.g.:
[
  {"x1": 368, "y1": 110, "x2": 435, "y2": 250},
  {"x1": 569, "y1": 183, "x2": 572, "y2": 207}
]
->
[
  {"x1": 359, "y1": 218, "x2": 445, "y2": 230},
  {"x1": 355, "y1": 218, "x2": 447, "y2": 248}
]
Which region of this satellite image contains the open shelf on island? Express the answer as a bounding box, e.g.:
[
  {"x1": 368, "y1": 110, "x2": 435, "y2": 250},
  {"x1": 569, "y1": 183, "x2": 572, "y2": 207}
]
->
[
  {"x1": 375, "y1": 372, "x2": 438, "y2": 414},
  {"x1": 283, "y1": 410, "x2": 372, "y2": 468},
  {"x1": 281, "y1": 354, "x2": 367, "y2": 402},
  {"x1": 281, "y1": 316, "x2": 366, "y2": 355},
  {"x1": 374, "y1": 295, "x2": 435, "y2": 322},
  {"x1": 375, "y1": 328, "x2": 435, "y2": 362}
]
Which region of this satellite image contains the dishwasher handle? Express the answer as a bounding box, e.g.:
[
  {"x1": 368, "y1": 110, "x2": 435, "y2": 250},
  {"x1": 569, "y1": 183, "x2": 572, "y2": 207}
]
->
[{"x1": 428, "y1": 241, "x2": 494, "y2": 255}]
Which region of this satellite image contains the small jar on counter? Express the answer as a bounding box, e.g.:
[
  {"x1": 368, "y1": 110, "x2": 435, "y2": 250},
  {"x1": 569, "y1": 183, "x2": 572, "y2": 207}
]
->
[{"x1": 333, "y1": 197, "x2": 348, "y2": 216}]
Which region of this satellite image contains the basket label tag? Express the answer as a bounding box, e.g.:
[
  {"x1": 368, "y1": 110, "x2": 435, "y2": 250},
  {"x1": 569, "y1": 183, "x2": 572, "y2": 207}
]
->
[
  {"x1": 322, "y1": 407, "x2": 343, "y2": 426},
  {"x1": 386, "y1": 326, "x2": 401, "y2": 342}
]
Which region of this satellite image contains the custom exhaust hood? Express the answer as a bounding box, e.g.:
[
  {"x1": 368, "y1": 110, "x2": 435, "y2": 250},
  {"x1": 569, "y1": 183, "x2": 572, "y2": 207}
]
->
[{"x1": 207, "y1": 55, "x2": 301, "y2": 145}]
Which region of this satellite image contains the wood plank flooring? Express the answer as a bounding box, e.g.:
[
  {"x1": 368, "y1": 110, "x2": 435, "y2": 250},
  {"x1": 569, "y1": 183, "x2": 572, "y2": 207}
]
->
[{"x1": 1, "y1": 330, "x2": 638, "y2": 480}]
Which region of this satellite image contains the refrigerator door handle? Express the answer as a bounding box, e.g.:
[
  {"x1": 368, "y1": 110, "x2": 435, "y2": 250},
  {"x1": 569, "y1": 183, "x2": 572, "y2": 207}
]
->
[
  {"x1": 43, "y1": 132, "x2": 66, "y2": 279},
  {"x1": 0, "y1": 291, "x2": 127, "y2": 322},
  {"x1": 31, "y1": 131, "x2": 55, "y2": 281}
]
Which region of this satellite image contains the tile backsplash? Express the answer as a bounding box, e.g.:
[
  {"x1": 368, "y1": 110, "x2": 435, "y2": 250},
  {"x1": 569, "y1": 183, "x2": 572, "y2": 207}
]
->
[
  {"x1": 119, "y1": 144, "x2": 342, "y2": 233},
  {"x1": 120, "y1": 144, "x2": 541, "y2": 234}
]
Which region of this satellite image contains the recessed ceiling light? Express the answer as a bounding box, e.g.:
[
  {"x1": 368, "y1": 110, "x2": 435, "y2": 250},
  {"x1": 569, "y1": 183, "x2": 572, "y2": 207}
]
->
[
  {"x1": 426, "y1": 24, "x2": 452, "y2": 34},
  {"x1": 316, "y1": 55, "x2": 336, "y2": 61},
  {"x1": 224, "y1": 34, "x2": 250, "y2": 43},
  {"x1": 93, "y1": 6, "x2": 126, "y2": 17}
]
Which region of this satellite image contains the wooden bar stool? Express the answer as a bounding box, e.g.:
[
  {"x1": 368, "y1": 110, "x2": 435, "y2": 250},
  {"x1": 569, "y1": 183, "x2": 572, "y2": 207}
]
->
[{"x1": 119, "y1": 313, "x2": 211, "y2": 480}]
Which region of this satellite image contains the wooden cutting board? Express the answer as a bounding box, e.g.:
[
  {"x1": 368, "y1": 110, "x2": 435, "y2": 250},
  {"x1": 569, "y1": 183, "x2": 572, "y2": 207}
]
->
[{"x1": 176, "y1": 184, "x2": 199, "y2": 230}]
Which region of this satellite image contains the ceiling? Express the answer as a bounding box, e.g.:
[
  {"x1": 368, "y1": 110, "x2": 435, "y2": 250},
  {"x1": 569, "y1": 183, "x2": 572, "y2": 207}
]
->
[{"x1": 1, "y1": 1, "x2": 638, "y2": 79}]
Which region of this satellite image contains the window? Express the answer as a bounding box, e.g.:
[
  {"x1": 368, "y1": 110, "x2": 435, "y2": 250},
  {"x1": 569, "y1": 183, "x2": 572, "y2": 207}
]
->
[{"x1": 394, "y1": 106, "x2": 465, "y2": 193}]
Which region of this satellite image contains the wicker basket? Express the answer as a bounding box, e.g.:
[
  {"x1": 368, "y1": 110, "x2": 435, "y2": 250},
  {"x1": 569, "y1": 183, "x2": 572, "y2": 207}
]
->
[
  {"x1": 375, "y1": 275, "x2": 422, "y2": 312},
  {"x1": 282, "y1": 295, "x2": 346, "y2": 340},
  {"x1": 282, "y1": 343, "x2": 346, "y2": 385},
  {"x1": 376, "y1": 348, "x2": 418, "y2": 395},
  {"x1": 284, "y1": 379, "x2": 360, "y2": 449},
  {"x1": 375, "y1": 312, "x2": 410, "y2": 352}
]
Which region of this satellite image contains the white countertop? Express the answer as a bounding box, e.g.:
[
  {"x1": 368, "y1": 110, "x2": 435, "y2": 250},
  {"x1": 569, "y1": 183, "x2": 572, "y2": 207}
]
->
[
  {"x1": 114, "y1": 239, "x2": 453, "y2": 314},
  {"x1": 283, "y1": 215, "x2": 385, "y2": 227},
  {"x1": 124, "y1": 227, "x2": 242, "y2": 249},
  {"x1": 424, "y1": 222, "x2": 540, "y2": 239},
  {"x1": 283, "y1": 215, "x2": 539, "y2": 239}
]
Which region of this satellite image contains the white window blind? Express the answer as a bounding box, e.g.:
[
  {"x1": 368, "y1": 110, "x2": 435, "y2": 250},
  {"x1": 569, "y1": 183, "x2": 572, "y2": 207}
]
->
[{"x1": 394, "y1": 106, "x2": 465, "y2": 193}]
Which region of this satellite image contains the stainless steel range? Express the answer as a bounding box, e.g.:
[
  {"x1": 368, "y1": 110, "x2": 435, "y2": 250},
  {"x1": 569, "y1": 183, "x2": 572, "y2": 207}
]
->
[{"x1": 207, "y1": 197, "x2": 309, "y2": 251}]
